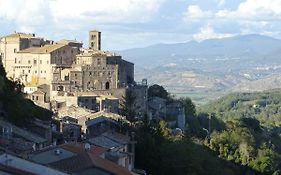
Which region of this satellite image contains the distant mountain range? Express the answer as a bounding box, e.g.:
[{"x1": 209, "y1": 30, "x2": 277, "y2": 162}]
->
[
  {"x1": 120, "y1": 34, "x2": 281, "y2": 69},
  {"x1": 118, "y1": 34, "x2": 281, "y2": 104}
]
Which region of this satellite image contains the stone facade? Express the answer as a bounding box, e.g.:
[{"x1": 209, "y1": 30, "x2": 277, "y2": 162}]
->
[
  {"x1": 52, "y1": 49, "x2": 134, "y2": 93},
  {"x1": 15, "y1": 44, "x2": 79, "y2": 85},
  {"x1": 89, "y1": 30, "x2": 101, "y2": 50},
  {"x1": 0, "y1": 33, "x2": 47, "y2": 78},
  {"x1": 1, "y1": 30, "x2": 148, "y2": 118}
]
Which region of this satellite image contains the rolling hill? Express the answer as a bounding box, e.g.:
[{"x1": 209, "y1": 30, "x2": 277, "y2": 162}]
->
[{"x1": 120, "y1": 34, "x2": 281, "y2": 104}]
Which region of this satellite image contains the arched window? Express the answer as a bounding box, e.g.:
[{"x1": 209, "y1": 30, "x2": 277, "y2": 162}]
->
[{"x1": 105, "y1": 82, "x2": 110, "y2": 90}]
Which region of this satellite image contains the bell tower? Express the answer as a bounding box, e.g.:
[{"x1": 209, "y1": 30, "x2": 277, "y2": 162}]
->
[{"x1": 89, "y1": 30, "x2": 101, "y2": 50}]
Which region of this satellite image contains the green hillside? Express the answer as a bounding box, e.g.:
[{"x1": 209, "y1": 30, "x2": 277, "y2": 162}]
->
[
  {"x1": 199, "y1": 90, "x2": 281, "y2": 127},
  {"x1": 0, "y1": 64, "x2": 52, "y2": 125},
  {"x1": 194, "y1": 90, "x2": 281, "y2": 174}
]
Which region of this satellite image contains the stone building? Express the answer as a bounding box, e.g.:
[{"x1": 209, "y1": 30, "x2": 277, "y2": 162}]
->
[
  {"x1": 15, "y1": 44, "x2": 79, "y2": 85},
  {"x1": 0, "y1": 32, "x2": 47, "y2": 78},
  {"x1": 89, "y1": 30, "x2": 101, "y2": 50},
  {"x1": 1, "y1": 30, "x2": 148, "y2": 118},
  {"x1": 52, "y1": 49, "x2": 134, "y2": 93}
]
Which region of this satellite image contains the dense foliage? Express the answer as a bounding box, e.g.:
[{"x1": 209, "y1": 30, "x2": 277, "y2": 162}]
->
[
  {"x1": 148, "y1": 84, "x2": 170, "y2": 101},
  {"x1": 135, "y1": 119, "x2": 244, "y2": 175},
  {"x1": 121, "y1": 89, "x2": 137, "y2": 122},
  {"x1": 135, "y1": 85, "x2": 281, "y2": 175},
  {"x1": 198, "y1": 91, "x2": 281, "y2": 174},
  {"x1": 199, "y1": 91, "x2": 281, "y2": 127},
  {"x1": 0, "y1": 64, "x2": 52, "y2": 125}
]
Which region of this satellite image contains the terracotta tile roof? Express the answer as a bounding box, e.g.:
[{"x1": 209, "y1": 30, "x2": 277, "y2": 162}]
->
[
  {"x1": 87, "y1": 131, "x2": 130, "y2": 149},
  {"x1": 88, "y1": 153, "x2": 132, "y2": 175},
  {"x1": 102, "y1": 131, "x2": 130, "y2": 144},
  {"x1": 60, "y1": 143, "x2": 108, "y2": 156},
  {"x1": 48, "y1": 153, "x2": 92, "y2": 172},
  {"x1": 49, "y1": 152, "x2": 132, "y2": 175},
  {"x1": 18, "y1": 44, "x2": 66, "y2": 54},
  {"x1": 3, "y1": 33, "x2": 37, "y2": 39},
  {"x1": 56, "y1": 39, "x2": 82, "y2": 45}
]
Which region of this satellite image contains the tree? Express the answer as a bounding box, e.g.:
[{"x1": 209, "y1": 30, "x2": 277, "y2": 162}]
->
[
  {"x1": 0, "y1": 64, "x2": 6, "y2": 78},
  {"x1": 178, "y1": 97, "x2": 196, "y2": 117},
  {"x1": 250, "y1": 147, "x2": 281, "y2": 173},
  {"x1": 239, "y1": 117, "x2": 262, "y2": 133},
  {"x1": 148, "y1": 84, "x2": 169, "y2": 100},
  {"x1": 121, "y1": 89, "x2": 137, "y2": 122}
]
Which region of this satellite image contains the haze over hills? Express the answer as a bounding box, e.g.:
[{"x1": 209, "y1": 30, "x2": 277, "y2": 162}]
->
[{"x1": 119, "y1": 34, "x2": 281, "y2": 104}]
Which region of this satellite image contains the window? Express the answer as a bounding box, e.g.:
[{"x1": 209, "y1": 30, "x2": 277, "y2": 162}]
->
[
  {"x1": 32, "y1": 96, "x2": 34, "y2": 100},
  {"x1": 14, "y1": 58, "x2": 17, "y2": 64},
  {"x1": 34, "y1": 60, "x2": 37, "y2": 64},
  {"x1": 89, "y1": 72, "x2": 92, "y2": 76},
  {"x1": 40, "y1": 60, "x2": 42, "y2": 64},
  {"x1": 36, "y1": 96, "x2": 38, "y2": 100},
  {"x1": 105, "y1": 82, "x2": 110, "y2": 89},
  {"x1": 28, "y1": 70, "x2": 30, "y2": 73},
  {"x1": 14, "y1": 48, "x2": 16, "y2": 53},
  {"x1": 28, "y1": 60, "x2": 31, "y2": 64},
  {"x1": 35, "y1": 71, "x2": 37, "y2": 74}
]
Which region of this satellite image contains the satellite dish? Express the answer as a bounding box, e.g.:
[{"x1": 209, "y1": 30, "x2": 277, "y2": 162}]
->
[{"x1": 84, "y1": 143, "x2": 91, "y2": 150}]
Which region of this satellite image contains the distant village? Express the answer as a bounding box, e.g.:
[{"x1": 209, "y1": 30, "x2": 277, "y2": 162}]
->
[{"x1": 0, "y1": 30, "x2": 186, "y2": 175}]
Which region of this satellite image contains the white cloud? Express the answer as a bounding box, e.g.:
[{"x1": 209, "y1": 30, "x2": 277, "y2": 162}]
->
[
  {"x1": 215, "y1": 0, "x2": 281, "y2": 21},
  {"x1": 181, "y1": 0, "x2": 281, "y2": 42},
  {"x1": 0, "y1": 0, "x2": 50, "y2": 32},
  {"x1": 0, "y1": 0, "x2": 164, "y2": 30},
  {"x1": 183, "y1": 0, "x2": 281, "y2": 22},
  {"x1": 0, "y1": 0, "x2": 167, "y2": 49},
  {"x1": 193, "y1": 24, "x2": 234, "y2": 41},
  {"x1": 49, "y1": 0, "x2": 163, "y2": 24},
  {"x1": 183, "y1": 5, "x2": 212, "y2": 21}
]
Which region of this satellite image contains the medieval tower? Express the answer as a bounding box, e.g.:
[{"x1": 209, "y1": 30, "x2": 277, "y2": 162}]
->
[{"x1": 88, "y1": 30, "x2": 101, "y2": 50}]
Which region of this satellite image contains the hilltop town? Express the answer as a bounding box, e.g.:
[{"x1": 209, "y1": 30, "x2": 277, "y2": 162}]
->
[{"x1": 0, "y1": 30, "x2": 186, "y2": 175}]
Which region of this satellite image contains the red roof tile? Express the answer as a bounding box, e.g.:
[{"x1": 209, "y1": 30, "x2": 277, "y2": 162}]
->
[
  {"x1": 60, "y1": 143, "x2": 108, "y2": 156},
  {"x1": 48, "y1": 152, "x2": 132, "y2": 175}
]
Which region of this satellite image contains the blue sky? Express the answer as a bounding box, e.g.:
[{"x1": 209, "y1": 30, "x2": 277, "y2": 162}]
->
[{"x1": 0, "y1": 0, "x2": 281, "y2": 50}]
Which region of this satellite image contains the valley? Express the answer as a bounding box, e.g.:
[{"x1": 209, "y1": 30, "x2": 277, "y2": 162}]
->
[{"x1": 120, "y1": 34, "x2": 281, "y2": 104}]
